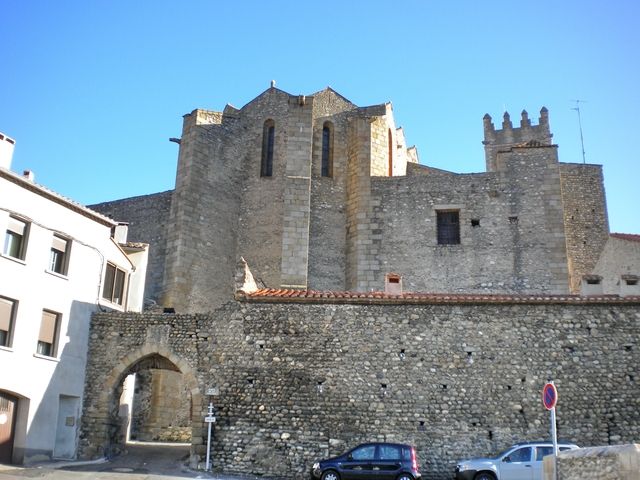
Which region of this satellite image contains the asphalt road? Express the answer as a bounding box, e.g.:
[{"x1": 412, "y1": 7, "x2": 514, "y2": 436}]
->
[{"x1": 0, "y1": 442, "x2": 266, "y2": 480}]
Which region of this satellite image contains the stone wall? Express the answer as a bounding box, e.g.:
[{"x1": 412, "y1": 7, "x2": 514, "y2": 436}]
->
[
  {"x1": 89, "y1": 190, "x2": 172, "y2": 305},
  {"x1": 80, "y1": 297, "x2": 640, "y2": 479},
  {"x1": 161, "y1": 109, "x2": 243, "y2": 313},
  {"x1": 130, "y1": 369, "x2": 191, "y2": 442},
  {"x1": 483, "y1": 108, "x2": 552, "y2": 172},
  {"x1": 560, "y1": 163, "x2": 610, "y2": 293},
  {"x1": 307, "y1": 89, "x2": 354, "y2": 291},
  {"x1": 88, "y1": 90, "x2": 623, "y2": 312},
  {"x1": 543, "y1": 444, "x2": 640, "y2": 480},
  {"x1": 370, "y1": 143, "x2": 569, "y2": 294}
]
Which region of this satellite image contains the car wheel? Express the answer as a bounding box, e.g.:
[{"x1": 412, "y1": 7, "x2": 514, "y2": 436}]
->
[
  {"x1": 474, "y1": 472, "x2": 496, "y2": 480},
  {"x1": 321, "y1": 470, "x2": 340, "y2": 480},
  {"x1": 396, "y1": 474, "x2": 414, "y2": 480}
]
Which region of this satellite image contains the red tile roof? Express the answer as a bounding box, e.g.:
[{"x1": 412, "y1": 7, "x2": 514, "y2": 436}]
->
[
  {"x1": 236, "y1": 289, "x2": 640, "y2": 305},
  {"x1": 610, "y1": 233, "x2": 640, "y2": 243}
]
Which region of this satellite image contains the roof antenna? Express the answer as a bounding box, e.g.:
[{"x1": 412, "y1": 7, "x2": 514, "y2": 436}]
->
[{"x1": 571, "y1": 99, "x2": 587, "y2": 164}]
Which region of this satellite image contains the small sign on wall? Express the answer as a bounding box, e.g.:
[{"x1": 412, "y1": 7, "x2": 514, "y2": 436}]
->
[{"x1": 65, "y1": 416, "x2": 75, "y2": 427}]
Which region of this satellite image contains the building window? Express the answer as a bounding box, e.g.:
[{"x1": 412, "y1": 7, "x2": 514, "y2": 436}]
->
[
  {"x1": 388, "y1": 129, "x2": 393, "y2": 176},
  {"x1": 321, "y1": 122, "x2": 333, "y2": 177},
  {"x1": 0, "y1": 296, "x2": 17, "y2": 348},
  {"x1": 102, "y1": 263, "x2": 127, "y2": 305},
  {"x1": 37, "y1": 310, "x2": 60, "y2": 357},
  {"x1": 3, "y1": 217, "x2": 29, "y2": 260},
  {"x1": 437, "y1": 210, "x2": 461, "y2": 245},
  {"x1": 260, "y1": 119, "x2": 275, "y2": 177},
  {"x1": 49, "y1": 235, "x2": 70, "y2": 275}
]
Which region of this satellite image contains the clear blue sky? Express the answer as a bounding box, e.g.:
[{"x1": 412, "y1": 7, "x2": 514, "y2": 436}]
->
[{"x1": 2, "y1": 0, "x2": 638, "y2": 233}]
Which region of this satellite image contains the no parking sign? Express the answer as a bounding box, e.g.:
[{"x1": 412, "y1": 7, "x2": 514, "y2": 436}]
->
[{"x1": 543, "y1": 382, "x2": 558, "y2": 410}]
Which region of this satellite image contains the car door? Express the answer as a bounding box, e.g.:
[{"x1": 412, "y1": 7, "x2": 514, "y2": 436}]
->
[
  {"x1": 373, "y1": 444, "x2": 403, "y2": 480},
  {"x1": 340, "y1": 444, "x2": 376, "y2": 480},
  {"x1": 499, "y1": 446, "x2": 533, "y2": 480},
  {"x1": 532, "y1": 446, "x2": 553, "y2": 479}
]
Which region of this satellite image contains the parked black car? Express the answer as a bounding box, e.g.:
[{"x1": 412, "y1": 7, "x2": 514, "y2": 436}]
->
[{"x1": 311, "y1": 442, "x2": 421, "y2": 480}]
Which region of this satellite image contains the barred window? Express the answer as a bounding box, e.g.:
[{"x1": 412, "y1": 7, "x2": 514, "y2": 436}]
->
[{"x1": 437, "y1": 210, "x2": 460, "y2": 245}]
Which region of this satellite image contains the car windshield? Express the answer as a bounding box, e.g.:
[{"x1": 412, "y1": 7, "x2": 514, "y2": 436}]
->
[{"x1": 493, "y1": 446, "x2": 518, "y2": 459}]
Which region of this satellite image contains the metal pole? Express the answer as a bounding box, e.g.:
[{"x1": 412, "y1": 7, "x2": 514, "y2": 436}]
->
[
  {"x1": 205, "y1": 401, "x2": 213, "y2": 470},
  {"x1": 551, "y1": 405, "x2": 558, "y2": 480},
  {"x1": 571, "y1": 100, "x2": 587, "y2": 164}
]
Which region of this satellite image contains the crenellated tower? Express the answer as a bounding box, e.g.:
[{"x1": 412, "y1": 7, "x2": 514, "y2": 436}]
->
[{"x1": 483, "y1": 107, "x2": 553, "y2": 172}]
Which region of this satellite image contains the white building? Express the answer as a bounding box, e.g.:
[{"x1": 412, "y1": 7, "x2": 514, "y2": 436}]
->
[{"x1": 0, "y1": 133, "x2": 148, "y2": 464}]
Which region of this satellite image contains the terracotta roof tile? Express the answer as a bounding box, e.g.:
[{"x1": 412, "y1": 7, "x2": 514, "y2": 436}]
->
[
  {"x1": 237, "y1": 289, "x2": 640, "y2": 305},
  {"x1": 610, "y1": 233, "x2": 640, "y2": 242}
]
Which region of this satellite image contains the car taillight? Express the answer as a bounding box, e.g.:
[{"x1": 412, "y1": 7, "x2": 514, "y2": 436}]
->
[{"x1": 411, "y1": 447, "x2": 419, "y2": 472}]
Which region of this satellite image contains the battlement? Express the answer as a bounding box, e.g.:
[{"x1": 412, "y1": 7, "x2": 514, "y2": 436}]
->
[{"x1": 483, "y1": 107, "x2": 553, "y2": 171}]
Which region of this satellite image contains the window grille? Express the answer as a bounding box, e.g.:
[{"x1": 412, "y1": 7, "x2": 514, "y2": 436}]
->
[{"x1": 437, "y1": 211, "x2": 460, "y2": 245}]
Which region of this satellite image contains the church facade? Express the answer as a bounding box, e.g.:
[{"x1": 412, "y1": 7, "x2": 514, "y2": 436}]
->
[{"x1": 93, "y1": 85, "x2": 631, "y2": 313}]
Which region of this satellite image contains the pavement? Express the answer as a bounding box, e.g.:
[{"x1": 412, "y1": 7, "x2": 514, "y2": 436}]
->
[{"x1": 0, "y1": 442, "x2": 275, "y2": 480}]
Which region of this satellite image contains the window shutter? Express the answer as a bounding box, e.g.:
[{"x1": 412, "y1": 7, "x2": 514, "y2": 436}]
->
[
  {"x1": 39, "y1": 311, "x2": 58, "y2": 344},
  {"x1": 0, "y1": 298, "x2": 14, "y2": 331},
  {"x1": 52, "y1": 236, "x2": 68, "y2": 253},
  {"x1": 7, "y1": 217, "x2": 26, "y2": 235}
]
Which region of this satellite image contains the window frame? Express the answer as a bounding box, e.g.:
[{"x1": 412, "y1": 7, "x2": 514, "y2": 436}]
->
[
  {"x1": 37, "y1": 309, "x2": 61, "y2": 358},
  {"x1": 351, "y1": 445, "x2": 376, "y2": 461},
  {"x1": 102, "y1": 262, "x2": 128, "y2": 306},
  {"x1": 260, "y1": 119, "x2": 275, "y2": 177},
  {"x1": 0, "y1": 296, "x2": 17, "y2": 348},
  {"x1": 504, "y1": 446, "x2": 532, "y2": 463},
  {"x1": 436, "y1": 210, "x2": 461, "y2": 245},
  {"x1": 3, "y1": 216, "x2": 30, "y2": 260},
  {"x1": 49, "y1": 234, "x2": 71, "y2": 276}
]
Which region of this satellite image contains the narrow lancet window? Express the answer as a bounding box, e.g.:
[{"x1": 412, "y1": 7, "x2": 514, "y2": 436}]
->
[
  {"x1": 261, "y1": 119, "x2": 275, "y2": 177},
  {"x1": 321, "y1": 122, "x2": 333, "y2": 177}
]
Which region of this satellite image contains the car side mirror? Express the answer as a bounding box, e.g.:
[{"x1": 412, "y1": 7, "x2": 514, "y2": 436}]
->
[
  {"x1": 347, "y1": 454, "x2": 353, "y2": 461},
  {"x1": 502, "y1": 456, "x2": 510, "y2": 463}
]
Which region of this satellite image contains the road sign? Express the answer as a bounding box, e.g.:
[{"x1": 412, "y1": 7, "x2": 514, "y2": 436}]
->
[
  {"x1": 204, "y1": 416, "x2": 216, "y2": 423},
  {"x1": 542, "y1": 382, "x2": 558, "y2": 410}
]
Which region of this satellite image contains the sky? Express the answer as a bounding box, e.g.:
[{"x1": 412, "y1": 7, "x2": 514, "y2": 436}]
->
[{"x1": 1, "y1": 0, "x2": 638, "y2": 233}]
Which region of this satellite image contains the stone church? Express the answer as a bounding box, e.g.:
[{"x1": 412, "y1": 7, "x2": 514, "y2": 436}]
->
[
  {"x1": 84, "y1": 85, "x2": 640, "y2": 479},
  {"x1": 92, "y1": 84, "x2": 637, "y2": 312}
]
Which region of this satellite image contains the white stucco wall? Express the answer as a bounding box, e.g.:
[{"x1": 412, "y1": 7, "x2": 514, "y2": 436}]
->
[
  {"x1": 0, "y1": 170, "x2": 145, "y2": 463},
  {"x1": 592, "y1": 236, "x2": 640, "y2": 295}
]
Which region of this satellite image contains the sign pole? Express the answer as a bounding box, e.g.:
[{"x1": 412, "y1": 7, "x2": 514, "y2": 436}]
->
[
  {"x1": 205, "y1": 401, "x2": 214, "y2": 471},
  {"x1": 543, "y1": 381, "x2": 559, "y2": 480},
  {"x1": 551, "y1": 403, "x2": 558, "y2": 480}
]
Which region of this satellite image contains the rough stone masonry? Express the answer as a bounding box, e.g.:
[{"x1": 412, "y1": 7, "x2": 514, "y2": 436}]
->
[{"x1": 79, "y1": 294, "x2": 640, "y2": 480}]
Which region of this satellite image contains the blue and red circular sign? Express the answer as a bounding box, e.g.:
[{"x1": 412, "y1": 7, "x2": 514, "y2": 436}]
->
[{"x1": 542, "y1": 382, "x2": 558, "y2": 410}]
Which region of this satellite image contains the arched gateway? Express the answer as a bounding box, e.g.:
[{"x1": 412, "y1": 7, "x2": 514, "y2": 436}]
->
[{"x1": 79, "y1": 342, "x2": 204, "y2": 467}]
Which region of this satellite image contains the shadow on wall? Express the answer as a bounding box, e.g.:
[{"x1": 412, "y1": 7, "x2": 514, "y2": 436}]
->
[{"x1": 14, "y1": 300, "x2": 97, "y2": 464}]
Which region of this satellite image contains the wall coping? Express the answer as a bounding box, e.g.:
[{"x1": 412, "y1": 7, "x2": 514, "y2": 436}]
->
[{"x1": 236, "y1": 289, "x2": 640, "y2": 305}]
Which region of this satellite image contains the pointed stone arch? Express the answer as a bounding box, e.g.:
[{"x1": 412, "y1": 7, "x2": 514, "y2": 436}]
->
[{"x1": 86, "y1": 342, "x2": 203, "y2": 467}]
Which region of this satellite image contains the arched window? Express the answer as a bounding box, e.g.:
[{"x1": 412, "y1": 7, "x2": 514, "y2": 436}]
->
[
  {"x1": 321, "y1": 122, "x2": 333, "y2": 177},
  {"x1": 388, "y1": 129, "x2": 393, "y2": 176},
  {"x1": 261, "y1": 119, "x2": 275, "y2": 177}
]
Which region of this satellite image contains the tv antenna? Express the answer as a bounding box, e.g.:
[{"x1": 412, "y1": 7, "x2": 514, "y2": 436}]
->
[{"x1": 571, "y1": 99, "x2": 587, "y2": 163}]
